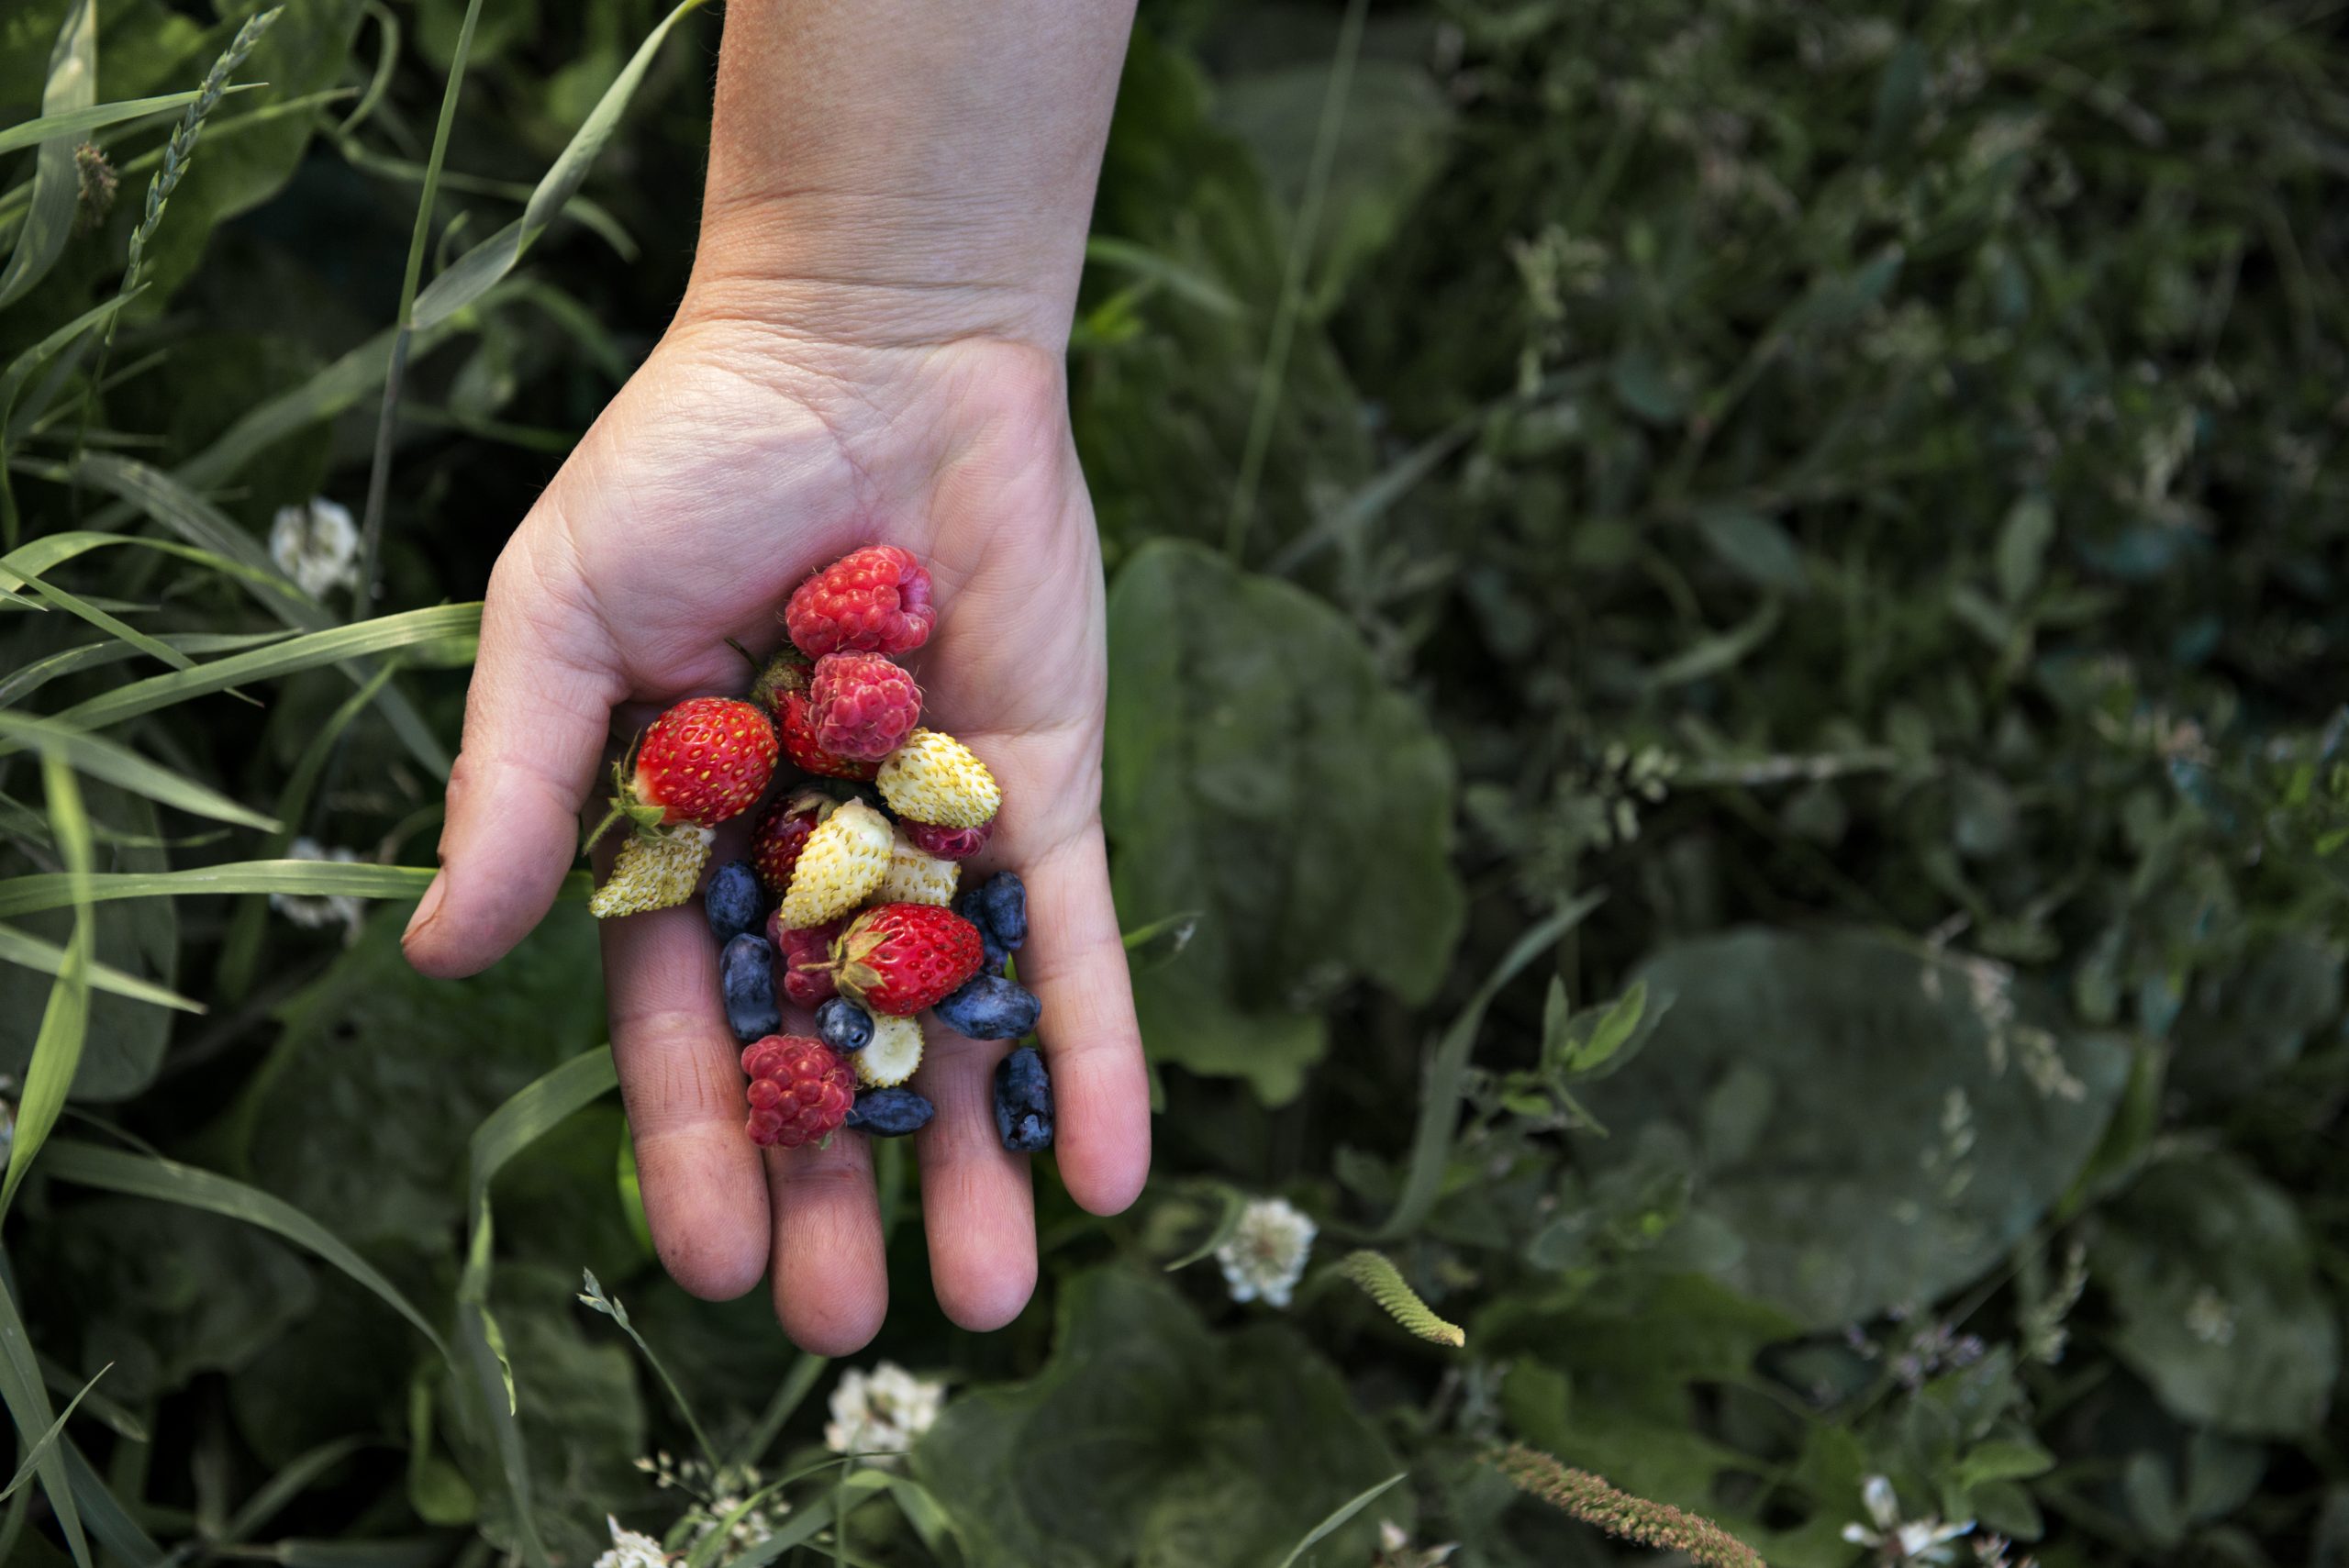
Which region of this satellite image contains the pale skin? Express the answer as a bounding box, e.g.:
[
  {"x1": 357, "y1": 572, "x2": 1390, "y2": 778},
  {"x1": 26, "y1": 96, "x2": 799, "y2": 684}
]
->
[{"x1": 400, "y1": 0, "x2": 1150, "y2": 1353}]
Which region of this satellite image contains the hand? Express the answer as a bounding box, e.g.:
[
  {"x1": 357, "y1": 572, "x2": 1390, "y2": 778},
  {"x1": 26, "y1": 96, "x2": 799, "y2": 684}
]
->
[{"x1": 399, "y1": 310, "x2": 1151, "y2": 1352}]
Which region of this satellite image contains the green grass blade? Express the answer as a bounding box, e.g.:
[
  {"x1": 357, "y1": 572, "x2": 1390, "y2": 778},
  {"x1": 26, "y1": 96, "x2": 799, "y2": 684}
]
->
[
  {"x1": 575, "y1": 1271, "x2": 718, "y2": 1470},
  {"x1": 0, "y1": 84, "x2": 262, "y2": 158},
  {"x1": 0, "y1": 862, "x2": 589, "y2": 919},
  {"x1": 0, "y1": 1365, "x2": 105, "y2": 1503},
  {"x1": 0, "y1": 921, "x2": 200, "y2": 1012},
  {"x1": 734, "y1": 1351, "x2": 828, "y2": 1469},
  {"x1": 1273, "y1": 1473, "x2": 1405, "y2": 1568},
  {"x1": 0, "y1": 713, "x2": 275, "y2": 829},
  {"x1": 34, "y1": 602, "x2": 479, "y2": 738},
  {"x1": 0, "y1": 630, "x2": 290, "y2": 708},
  {"x1": 39, "y1": 1140, "x2": 450, "y2": 1362},
  {"x1": 1375, "y1": 891, "x2": 1604, "y2": 1240},
  {"x1": 0, "y1": 0, "x2": 96, "y2": 311},
  {"x1": 408, "y1": 0, "x2": 712, "y2": 330},
  {"x1": 0, "y1": 1266, "x2": 89, "y2": 1568},
  {"x1": 19, "y1": 575, "x2": 191, "y2": 672},
  {"x1": 465, "y1": 1049, "x2": 619, "y2": 1227},
  {"x1": 0, "y1": 758, "x2": 95, "y2": 1219},
  {"x1": 217, "y1": 1435, "x2": 373, "y2": 1546},
  {"x1": 60, "y1": 1439, "x2": 157, "y2": 1566},
  {"x1": 37, "y1": 1355, "x2": 142, "y2": 1441}
]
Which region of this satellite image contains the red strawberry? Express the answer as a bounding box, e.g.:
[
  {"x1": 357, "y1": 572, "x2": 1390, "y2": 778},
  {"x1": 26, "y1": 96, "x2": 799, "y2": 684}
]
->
[
  {"x1": 749, "y1": 648, "x2": 813, "y2": 714},
  {"x1": 740, "y1": 1034, "x2": 855, "y2": 1148},
  {"x1": 777, "y1": 690, "x2": 880, "y2": 781},
  {"x1": 750, "y1": 788, "x2": 833, "y2": 896},
  {"x1": 905, "y1": 817, "x2": 994, "y2": 862},
  {"x1": 770, "y1": 911, "x2": 846, "y2": 1006},
  {"x1": 808, "y1": 651, "x2": 923, "y2": 761},
  {"x1": 592, "y1": 696, "x2": 778, "y2": 845},
  {"x1": 830, "y1": 902, "x2": 985, "y2": 1016},
  {"x1": 785, "y1": 545, "x2": 935, "y2": 658}
]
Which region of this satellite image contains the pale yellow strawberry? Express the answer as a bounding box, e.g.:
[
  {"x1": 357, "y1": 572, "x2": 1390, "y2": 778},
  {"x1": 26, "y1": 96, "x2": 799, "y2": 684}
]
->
[
  {"x1": 876, "y1": 728, "x2": 1000, "y2": 828},
  {"x1": 854, "y1": 1012, "x2": 925, "y2": 1088},
  {"x1": 777, "y1": 798, "x2": 892, "y2": 928},
  {"x1": 588, "y1": 827, "x2": 713, "y2": 918},
  {"x1": 877, "y1": 826, "x2": 960, "y2": 906}
]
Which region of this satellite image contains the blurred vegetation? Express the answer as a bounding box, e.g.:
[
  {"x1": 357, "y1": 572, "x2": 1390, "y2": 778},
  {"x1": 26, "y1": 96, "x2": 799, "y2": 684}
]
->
[{"x1": 0, "y1": 0, "x2": 2345, "y2": 1564}]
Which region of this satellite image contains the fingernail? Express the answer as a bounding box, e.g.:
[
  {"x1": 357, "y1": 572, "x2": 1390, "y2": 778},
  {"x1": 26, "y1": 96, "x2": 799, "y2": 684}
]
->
[{"x1": 403, "y1": 872, "x2": 448, "y2": 946}]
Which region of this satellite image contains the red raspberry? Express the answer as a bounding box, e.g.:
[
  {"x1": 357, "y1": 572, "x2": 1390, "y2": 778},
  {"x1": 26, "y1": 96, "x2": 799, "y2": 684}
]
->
[
  {"x1": 785, "y1": 545, "x2": 936, "y2": 658},
  {"x1": 832, "y1": 902, "x2": 985, "y2": 1015},
  {"x1": 750, "y1": 789, "x2": 831, "y2": 896},
  {"x1": 740, "y1": 1034, "x2": 855, "y2": 1148},
  {"x1": 777, "y1": 690, "x2": 879, "y2": 781},
  {"x1": 808, "y1": 652, "x2": 923, "y2": 761},
  {"x1": 905, "y1": 817, "x2": 994, "y2": 861},
  {"x1": 769, "y1": 911, "x2": 846, "y2": 1006}
]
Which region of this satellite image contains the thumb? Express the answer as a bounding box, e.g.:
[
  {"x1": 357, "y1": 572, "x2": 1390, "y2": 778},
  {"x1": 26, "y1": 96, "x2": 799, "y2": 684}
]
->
[{"x1": 404, "y1": 527, "x2": 624, "y2": 979}]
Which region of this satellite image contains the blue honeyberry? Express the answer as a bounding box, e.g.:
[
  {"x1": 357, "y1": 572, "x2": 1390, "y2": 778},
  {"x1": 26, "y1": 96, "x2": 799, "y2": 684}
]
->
[
  {"x1": 953, "y1": 887, "x2": 1011, "y2": 975},
  {"x1": 974, "y1": 872, "x2": 1027, "y2": 951},
  {"x1": 817, "y1": 995, "x2": 874, "y2": 1054},
  {"x1": 992, "y1": 1045, "x2": 1053, "y2": 1152},
  {"x1": 931, "y1": 973, "x2": 1041, "y2": 1040},
  {"x1": 719, "y1": 931, "x2": 781, "y2": 1044},
  {"x1": 843, "y1": 1086, "x2": 934, "y2": 1138},
  {"x1": 705, "y1": 860, "x2": 766, "y2": 944}
]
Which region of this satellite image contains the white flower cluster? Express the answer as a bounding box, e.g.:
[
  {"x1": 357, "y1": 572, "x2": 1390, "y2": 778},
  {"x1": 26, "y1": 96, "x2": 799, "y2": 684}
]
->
[
  {"x1": 268, "y1": 496, "x2": 361, "y2": 599},
  {"x1": 1843, "y1": 1475, "x2": 1974, "y2": 1565},
  {"x1": 824, "y1": 1361, "x2": 945, "y2": 1464},
  {"x1": 1216, "y1": 1195, "x2": 1317, "y2": 1308},
  {"x1": 630, "y1": 1452, "x2": 788, "y2": 1561},
  {"x1": 270, "y1": 837, "x2": 365, "y2": 943},
  {"x1": 591, "y1": 1516, "x2": 669, "y2": 1568}
]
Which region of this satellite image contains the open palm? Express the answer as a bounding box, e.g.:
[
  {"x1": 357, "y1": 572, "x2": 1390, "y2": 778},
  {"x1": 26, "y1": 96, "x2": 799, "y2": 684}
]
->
[{"x1": 402, "y1": 320, "x2": 1150, "y2": 1352}]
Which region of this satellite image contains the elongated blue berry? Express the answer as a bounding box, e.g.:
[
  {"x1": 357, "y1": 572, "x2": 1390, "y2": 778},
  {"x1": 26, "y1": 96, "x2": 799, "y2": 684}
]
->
[
  {"x1": 705, "y1": 859, "x2": 766, "y2": 943},
  {"x1": 974, "y1": 872, "x2": 1026, "y2": 951},
  {"x1": 844, "y1": 1086, "x2": 934, "y2": 1138},
  {"x1": 932, "y1": 973, "x2": 1040, "y2": 1040},
  {"x1": 720, "y1": 932, "x2": 781, "y2": 1044},
  {"x1": 818, "y1": 995, "x2": 874, "y2": 1054},
  {"x1": 993, "y1": 1045, "x2": 1052, "y2": 1152}
]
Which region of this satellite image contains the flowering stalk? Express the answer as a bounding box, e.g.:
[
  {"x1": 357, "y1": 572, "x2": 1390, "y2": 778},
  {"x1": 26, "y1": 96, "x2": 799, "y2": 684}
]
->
[{"x1": 1489, "y1": 1444, "x2": 1766, "y2": 1568}]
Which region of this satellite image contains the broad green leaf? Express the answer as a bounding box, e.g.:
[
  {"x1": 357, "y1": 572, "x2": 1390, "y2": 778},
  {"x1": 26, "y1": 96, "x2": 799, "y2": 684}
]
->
[
  {"x1": 913, "y1": 1270, "x2": 1403, "y2": 1567},
  {"x1": 409, "y1": 0, "x2": 712, "y2": 328},
  {"x1": 2089, "y1": 1151, "x2": 2337, "y2": 1436},
  {"x1": 0, "y1": 83, "x2": 253, "y2": 156},
  {"x1": 1578, "y1": 929, "x2": 2129, "y2": 1327},
  {"x1": 1642, "y1": 599, "x2": 1782, "y2": 690},
  {"x1": 1694, "y1": 508, "x2": 1807, "y2": 594},
  {"x1": 0, "y1": 757, "x2": 94, "y2": 1218},
  {"x1": 1995, "y1": 495, "x2": 2055, "y2": 605},
  {"x1": 1105, "y1": 539, "x2": 1464, "y2": 1102},
  {"x1": 39, "y1": 1139, "x2": 450, "y2": 1362},
  {"x1": 0, "y1": 0, "x2": 95, "y2": 309}
]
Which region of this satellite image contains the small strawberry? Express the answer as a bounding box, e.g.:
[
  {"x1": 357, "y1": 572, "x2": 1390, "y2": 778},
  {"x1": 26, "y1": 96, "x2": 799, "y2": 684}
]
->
[
  {"x1": 808, "y1": 651, "x2": 923, "y2": 761},
  {"x1": 740, "y1": 1034, "x2": 856, "y2": 1148},
  {"x1": 750, "y1": 788, "x2": 834, "y2": 897},
  {"x1": 588, "y1": 826, "x2": 713, "y2": 918},
  {"x1": 770, "y1": 912, "x2": 846, "y2": 1006},
  {"x1": 776, "y1": 798, "x2": 894, "y2": 929},
  {"x1": 877, "y1": 825, "x2": 960, "y2": 906},
  {"x1": 876, "y1": 728, "x2": 1000, "y2": 828},
  {"x1": 785, "y1": 545, "x2": 935, "y2": 658},
  {"x1": 778, "y1": 690, "x2": 881, "y2": 781},
  {"x1": 593, "y1": 696, "x2": 778, "y2": 844},
  {"x1": 829, "y1": 902, "x2": 985, "y2": 1016},
  {"x1": 905, "y1": 817, "x2": 994, "y2": 861}
]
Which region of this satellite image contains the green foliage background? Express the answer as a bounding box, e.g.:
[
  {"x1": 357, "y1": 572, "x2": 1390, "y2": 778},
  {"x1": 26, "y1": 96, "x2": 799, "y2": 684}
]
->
[{"x1": 0, "y1": 0, "x2": 2345, "y2": 1564}]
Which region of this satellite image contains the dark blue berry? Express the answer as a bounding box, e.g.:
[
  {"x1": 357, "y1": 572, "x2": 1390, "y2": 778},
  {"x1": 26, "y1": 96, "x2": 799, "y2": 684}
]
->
[
  {"x1": 817, "y1": 996, "x2": 874, "y2": 1054},
  {"x1": 932, "y1": 973, "x2": 1041, "y2": 1040},
  {"x1": 704, "y1": 860, "x2": 766, "y2": 944},
  {"x1": 844, "y1": 1086, "x2": 934, "y2": 1138},
  {"x1": 953, "y1": 887, "x2": 1011, "y2": 975},
  {"x1": 719, "y1": 932, "x2": 781, "y2": 1044},
  {"x1": 992, "y1": 1045, "x2": 1052, "y2": 1152},
  {"x1": 974, "y1": 872, "x2": 1026, "y2": 951}
]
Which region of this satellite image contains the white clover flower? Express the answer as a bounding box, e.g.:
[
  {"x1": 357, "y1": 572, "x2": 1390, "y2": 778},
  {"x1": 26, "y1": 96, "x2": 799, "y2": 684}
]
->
[
  {"x1": 1216, "y1": 1196, "x2": 1317, "y2": 1308},
  {"x1": 271, "y1": 838, "x2": 366, "y2": 943},
  {"x1": 1843, "y1": 1475, "x2": 1975, "y2": 1565},
  {"x1": 591, "y1": 1516, "x2": 670, "y2": 1568},
  {"x1": 824, "y1": 1361, "x2": 945, "y2": 1465},
  {"x1": 269, "y1": 496, "x2": 361, "y2": 599}
]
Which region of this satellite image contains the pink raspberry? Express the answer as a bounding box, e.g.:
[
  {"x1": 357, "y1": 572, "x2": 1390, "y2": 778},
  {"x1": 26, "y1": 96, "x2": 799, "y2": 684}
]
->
[
  {"x1": 740, "y1": 1034, "x2": 855, "y2": 1148},
  {"x1": 905, "y1": 817, "x2": 994, "y2": 862},
  {"x1": 785, "y1": 545, "x2": 936, "y2": 658},
  {"x1": 807, "y1": 652, "x2": 923, "y2": 761},
  {"x1": 769, "y1": 911, "x2": 845, "y2": 1006}
]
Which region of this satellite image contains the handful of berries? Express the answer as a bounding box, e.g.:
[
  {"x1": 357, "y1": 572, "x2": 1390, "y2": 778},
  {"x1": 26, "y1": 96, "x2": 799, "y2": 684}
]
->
[{"x1": 586, "y1": 546, "x2": 1052, "y2": 1153}]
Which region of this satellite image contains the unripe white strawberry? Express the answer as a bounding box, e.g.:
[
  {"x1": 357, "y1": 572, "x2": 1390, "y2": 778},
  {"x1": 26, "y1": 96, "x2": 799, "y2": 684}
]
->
[
  {"x1": 589, "y1": 826, "x2": 713, "y2": 918},
  {"x1": 877, "y1": 826, "x2": 960, "y2": 906},
  {"x1": 876, "y1": 728, "x2": 1000, "y2": 828},
  {"x1": 777, "y1": 798, "x2": 894, "y2": 929}
]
